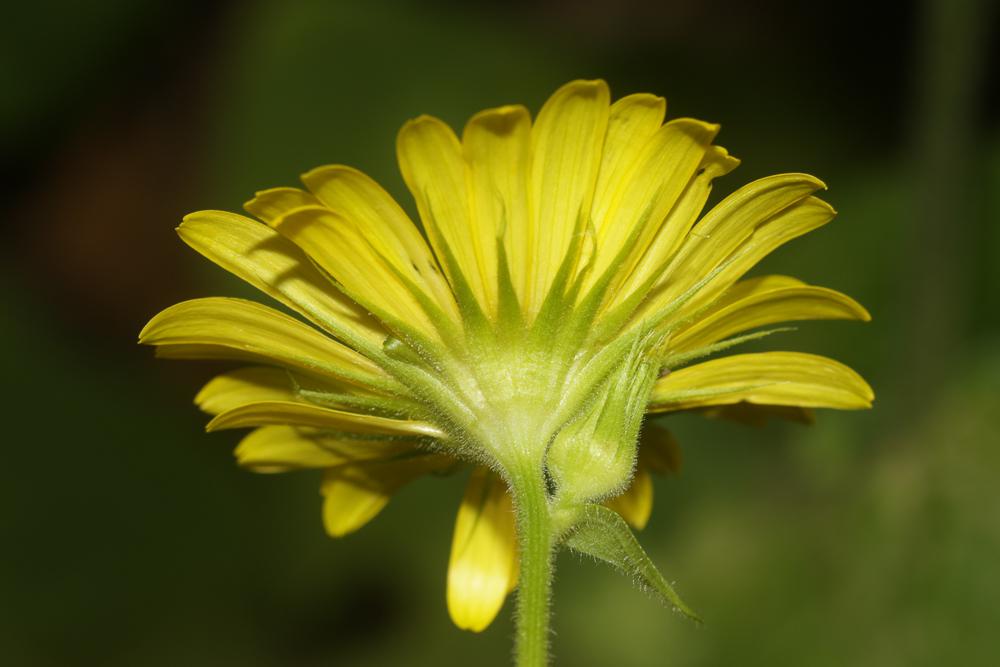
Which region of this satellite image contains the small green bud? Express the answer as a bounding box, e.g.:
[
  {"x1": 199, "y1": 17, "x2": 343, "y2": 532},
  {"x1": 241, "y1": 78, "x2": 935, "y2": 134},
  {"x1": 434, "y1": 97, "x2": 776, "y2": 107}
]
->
[{"x1": 547, "y1": 338, "x2": 659, "y2": 504}]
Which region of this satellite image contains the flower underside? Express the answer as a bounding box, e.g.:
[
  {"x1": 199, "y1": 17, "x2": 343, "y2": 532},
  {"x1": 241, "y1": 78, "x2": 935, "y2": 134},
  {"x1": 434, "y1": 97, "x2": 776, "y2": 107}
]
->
[{"x1": 140, "y1": 80, "x2": 872, "y2": 634}]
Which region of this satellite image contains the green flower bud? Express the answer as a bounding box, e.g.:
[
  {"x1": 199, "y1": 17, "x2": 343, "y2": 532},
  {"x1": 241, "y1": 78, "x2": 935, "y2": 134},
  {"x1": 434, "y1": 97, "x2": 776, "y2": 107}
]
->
[{"x1": 547, "y1": 339, "x2": 659, "y2": 504}]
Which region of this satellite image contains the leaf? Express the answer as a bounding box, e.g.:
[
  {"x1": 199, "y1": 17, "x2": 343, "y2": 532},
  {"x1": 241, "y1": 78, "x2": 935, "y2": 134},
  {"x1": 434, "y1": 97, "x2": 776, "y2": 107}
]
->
[{"x1": 564, "y1": 503, "x2": 701, "y2": 622}]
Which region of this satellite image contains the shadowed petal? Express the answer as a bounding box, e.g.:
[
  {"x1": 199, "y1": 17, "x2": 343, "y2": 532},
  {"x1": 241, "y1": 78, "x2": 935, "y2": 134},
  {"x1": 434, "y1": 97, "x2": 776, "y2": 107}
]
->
[
  {"x1": 235, "y1": 425, "x2": 347, "y2": 472},
  {"x1": 321, "y1": 454, "x2": 454, "y2": 537},
  {"x1": 301, "y1": 165, "x2": 459, "y2": 321},
  {"x1": 271, "y1": 206, "x2": 448, "y2": 341},
  {"x1": 178, "y1": 211, "x2": 383, "y2": 343},
  {"x1": 605, "y1": 466, "x2": 653, "y2": 530},
  {"x1": 235, "y1": 425, "x2": 419, "y2": 473}
]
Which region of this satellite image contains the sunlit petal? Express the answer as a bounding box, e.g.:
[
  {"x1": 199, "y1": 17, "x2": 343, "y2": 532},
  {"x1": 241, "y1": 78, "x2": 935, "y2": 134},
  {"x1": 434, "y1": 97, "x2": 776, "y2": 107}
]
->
[
  {"x1": 139, "y1": 297, "x2": 385, "y2": 387},
  {"x1": 462, "y1": 105, "x2": 533, "y2": 313},
  {"x1": 650, "y1": 352, "x2": 874, "y2": 411},
  {"x1": 637, "y1": 173, "x2": 826, "y2": 322},
  {"x1": 398, "y1": 116, "x2": 492, "y2": 314},
  {"x1": 207, "y1": 400, "x2": 444, "y2": 437},
  {"x1": 196, "y1": 367, "x2": 296, "y2": 415},
  {"x1": 586, "y1": 118, "x2": 719, "y2": 295},
  {"x1": 528, "y1": 79, "x2": 610, "y2": 312},
  {"x1": 243, "y1": 186, "x2": 321, "y2": 223},
  {"x1": 447, "y1": 467, "x2": 518, "y2": 632},
  {"x1": 671, "y1": 275, "x2": 871, "y2": 351}
]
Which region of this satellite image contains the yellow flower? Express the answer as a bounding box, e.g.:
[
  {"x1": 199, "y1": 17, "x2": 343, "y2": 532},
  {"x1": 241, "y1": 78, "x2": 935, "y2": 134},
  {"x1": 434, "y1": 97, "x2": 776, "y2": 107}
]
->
[{"x1": 140, "y1": 80, "x2": 872, "y2": 634}]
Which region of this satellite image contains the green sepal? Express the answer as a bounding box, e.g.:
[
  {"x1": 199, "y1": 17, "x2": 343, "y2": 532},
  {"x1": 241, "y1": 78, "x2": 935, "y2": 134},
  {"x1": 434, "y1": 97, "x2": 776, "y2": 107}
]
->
[
  {"x1": 661, "y1": 326, "x2": 797, "y2": 370},
  {"x1": 301, "y1": 235, "x2": 460, "y2": 358},
  {"x1": 564, "y1": 503, "x2": 702, "y2": 623},
  {"x1": 529, "y1": 206, "x2": 591, "y2": 343},
  {"x1": 563, "y1": 198, "x2": 658, "y2": 348},
  {"x1": 493, "y1": 231, "x2": 525, "y2": 343}
]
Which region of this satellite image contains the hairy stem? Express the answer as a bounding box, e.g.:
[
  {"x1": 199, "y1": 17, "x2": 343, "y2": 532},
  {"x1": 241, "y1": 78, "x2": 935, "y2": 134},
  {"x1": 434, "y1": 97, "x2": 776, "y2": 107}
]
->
[{"x1": 508, "y1": 458, "x2": 554, "y2": 667}]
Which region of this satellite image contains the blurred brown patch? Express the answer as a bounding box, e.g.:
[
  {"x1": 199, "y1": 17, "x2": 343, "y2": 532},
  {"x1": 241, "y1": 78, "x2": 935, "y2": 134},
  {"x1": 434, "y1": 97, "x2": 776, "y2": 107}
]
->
[{"x1": 9, "y1": 2, "x2": 233, "y2": 343}]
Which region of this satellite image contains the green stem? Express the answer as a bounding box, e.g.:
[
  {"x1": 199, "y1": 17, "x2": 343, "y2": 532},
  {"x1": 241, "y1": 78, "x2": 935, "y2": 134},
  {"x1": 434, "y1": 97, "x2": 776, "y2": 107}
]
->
[{"x1": 508, "y1": 458, "x2": 554, "y2": 667}]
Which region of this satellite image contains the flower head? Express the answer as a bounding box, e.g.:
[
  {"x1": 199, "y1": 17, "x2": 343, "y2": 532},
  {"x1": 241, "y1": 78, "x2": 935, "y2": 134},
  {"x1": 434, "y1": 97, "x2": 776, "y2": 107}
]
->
[{"x1": 140, "y1": 80, "x2": 872, "y2": 634}]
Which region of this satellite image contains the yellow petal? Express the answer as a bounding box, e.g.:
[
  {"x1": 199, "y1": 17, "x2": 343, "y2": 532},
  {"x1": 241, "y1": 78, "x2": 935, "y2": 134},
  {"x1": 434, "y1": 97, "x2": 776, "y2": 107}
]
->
[
  {"x1": 321, "y1": 454, "x2": 453, "y2": 537},
  {"x1": 528, "y1": 79, "x2": 610, "y2": 313},
  {"x1": 462, "y1": 105, "x2": 533, "y2": 312},
  {"x1": 592, "y1": 94, "x2": 666, "y2": 221},
  {"x1": 206, "y1": 400, "x2": 444, "y2": 437},
  {"x1": 196, "y1": 367, "x2": 295, "y2": 415},
  {"x1": 235, "y1": 425, "x2": 417, "y2": 473},
  {"x1": 270, "y1": 206, "x2": 443, "y2": 339},
  {"x1": 678, "y1": 173, "x2": 826, "y2": 271},
  {"x1": 649, "y1": 351, "x2": 874, "y2": 411},
  {"x1": 177, "y1": 211, "x2": 383, "y2": 343},
  {"x1": 681, "y1": 197, "x2": 837, "y2": 318},
  {"x1": 300, "y1": 165, "x2": 459, "y2": 321},
  {"x1": 243, "y1": 187, "x2": 320, "y2": 223},
  {"x1": 196, "y1": 366, "x2": 386, "y2": 419},
  {"x1": 322, "y1": 470, "x2": 392, "y2": 537},
  {"x1": 638, "y1": 423, "x2": 682, "y2": 474},
  {"x1": 586, "y1": 118, "x2": 719, "y2": 295},
  {"x1": 139, "y1": 297, "x2": 384, "y2": 386},
  {"x1": 711, "y1": 274, "x2": 804, "y2": 296},
  {"x1": 584, "y1": 93, "x2": 665, "y2": 272},
  {"x1": 235, "y1": 425, "x2": 348, "y2": 472},
  {"x1": 447, "y1": 467, "x2": 518, "y2": 632},
  {"x1": 398, "y1": 116, "x2": 491, "y2": 313},
  {"x1": 639, "y1": 173, "x2": 826, "y2": 321},
  {"x1": 605, "y1": 465, "x2": 654, "y2": 530},
  {"x1": 617, "y1": 145, "x2": 739, "y2": 308},
  {"x1": 671, "y1": 275, "x2": 871, "y2": 351}
]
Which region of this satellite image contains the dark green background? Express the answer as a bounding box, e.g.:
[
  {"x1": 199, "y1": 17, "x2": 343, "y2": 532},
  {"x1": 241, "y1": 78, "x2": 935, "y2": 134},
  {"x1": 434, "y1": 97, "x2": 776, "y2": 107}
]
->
[{"x1": 2, "y1": 0, "x2": 998, "y2": 664}]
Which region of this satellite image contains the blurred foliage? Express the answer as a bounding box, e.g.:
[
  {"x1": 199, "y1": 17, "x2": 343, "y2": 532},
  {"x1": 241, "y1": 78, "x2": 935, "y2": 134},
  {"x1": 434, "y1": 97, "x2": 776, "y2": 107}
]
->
[{"x1": 2, "y1": 0, "x2": 997, "y2": 665}]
